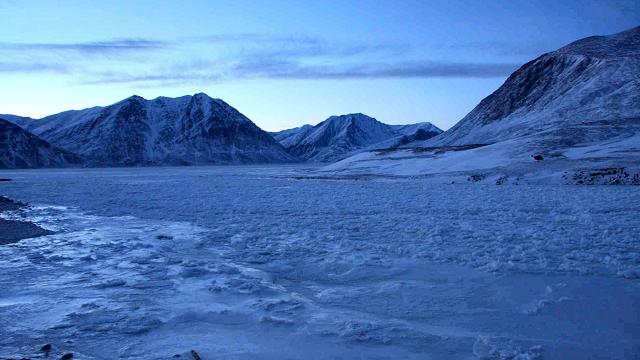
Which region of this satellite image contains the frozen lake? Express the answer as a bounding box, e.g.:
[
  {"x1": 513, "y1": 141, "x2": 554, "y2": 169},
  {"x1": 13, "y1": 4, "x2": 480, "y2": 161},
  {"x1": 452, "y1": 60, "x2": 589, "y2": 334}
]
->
[{"x1": 0, "y1": 165, "x2": 639, "y2": 359}]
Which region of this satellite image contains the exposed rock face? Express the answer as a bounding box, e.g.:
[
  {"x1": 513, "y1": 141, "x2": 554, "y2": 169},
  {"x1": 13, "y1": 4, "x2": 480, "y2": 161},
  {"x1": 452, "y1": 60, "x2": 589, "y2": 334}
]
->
[
  {"x1": 6, "y1": 93, "x2": 296, "y2": 166},
  {"x1": 0, "y1": 118, "x2": 82, "y2": 168}
]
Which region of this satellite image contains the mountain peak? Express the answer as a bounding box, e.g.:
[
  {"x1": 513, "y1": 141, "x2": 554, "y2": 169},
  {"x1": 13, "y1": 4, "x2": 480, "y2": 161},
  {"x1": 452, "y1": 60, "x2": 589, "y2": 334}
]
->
[
  {"x1": 328, "y1": 113, "x2": 373, "y2": 121},
  {"x1": 125, "y1": 95, "x2": 146, "y2": 102},
  {"x1": 275, "y1": 113, "x2": 403, "y2": 162},
  {"x1": 193, "y1": 92, "x2": 212, "y2": 99}
]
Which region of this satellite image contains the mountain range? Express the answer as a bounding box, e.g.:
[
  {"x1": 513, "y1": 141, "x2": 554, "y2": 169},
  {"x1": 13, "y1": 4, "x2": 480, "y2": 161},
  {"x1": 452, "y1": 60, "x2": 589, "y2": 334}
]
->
[
  {"x1": 323, "y1": 26, "x2": 640, "y2": 184},
  {"x1": 3, "y1": 94, "x2": 296, "y2": 167},
  {"x1": 2, "y1": 26, "x2": 638, "y2": 184},
  {"x1": 2, "y1": 95, "x2": 438, "y2": 168}
]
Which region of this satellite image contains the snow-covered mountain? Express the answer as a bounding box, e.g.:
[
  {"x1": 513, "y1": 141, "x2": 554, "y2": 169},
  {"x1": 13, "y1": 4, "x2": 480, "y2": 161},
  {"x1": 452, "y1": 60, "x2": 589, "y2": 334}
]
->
[
  {"x1": 323, "y1": 26, "x2": 640, "y2": 184},
  {"x1": 425, "y1": 26, "x2": 640, "y2": 148},
  {"x1": 6, "y1": 93, "x2": 295, "y2": 166},
  {"x1": 0, "y1": 118, "x2": 82, "y2": 168},
  {"x1": 273, "y1": 114, "x2": 441, "y2": 162},
  {"x1": 391, "y1": 122, "x2": 442, "y2": 137}
]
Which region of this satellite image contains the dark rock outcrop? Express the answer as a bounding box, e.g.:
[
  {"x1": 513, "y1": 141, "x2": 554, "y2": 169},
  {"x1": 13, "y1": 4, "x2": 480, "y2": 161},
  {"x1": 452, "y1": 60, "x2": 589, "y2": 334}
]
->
[{"x1": 0, "y1": 196, "x2": 54, "y2": 245}]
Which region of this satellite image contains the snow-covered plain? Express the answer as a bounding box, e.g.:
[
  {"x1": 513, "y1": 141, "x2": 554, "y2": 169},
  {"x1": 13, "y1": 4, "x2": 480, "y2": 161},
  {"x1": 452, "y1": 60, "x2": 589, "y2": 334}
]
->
[{"x1": 0, "y1": 165, "x2": 639, "y2": 359}]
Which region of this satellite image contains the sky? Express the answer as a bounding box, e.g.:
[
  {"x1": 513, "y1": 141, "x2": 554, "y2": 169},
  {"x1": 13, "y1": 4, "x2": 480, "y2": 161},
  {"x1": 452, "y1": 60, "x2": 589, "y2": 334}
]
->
[{"x1": 0, "y1": 0, "x2": 638, "y2": 131}]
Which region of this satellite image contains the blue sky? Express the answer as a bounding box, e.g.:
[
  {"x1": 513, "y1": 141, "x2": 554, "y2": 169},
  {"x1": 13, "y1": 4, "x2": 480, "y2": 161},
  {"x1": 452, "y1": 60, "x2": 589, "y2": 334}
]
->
[{"x1": 0, "y1": 0, "x2": 638, "y2": 130}]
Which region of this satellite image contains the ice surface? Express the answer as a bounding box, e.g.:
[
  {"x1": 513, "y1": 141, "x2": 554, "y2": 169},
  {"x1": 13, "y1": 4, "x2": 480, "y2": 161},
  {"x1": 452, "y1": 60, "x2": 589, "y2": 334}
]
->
[{"x1": 0, "y1": 165, "x2": 639, "y2": 359}]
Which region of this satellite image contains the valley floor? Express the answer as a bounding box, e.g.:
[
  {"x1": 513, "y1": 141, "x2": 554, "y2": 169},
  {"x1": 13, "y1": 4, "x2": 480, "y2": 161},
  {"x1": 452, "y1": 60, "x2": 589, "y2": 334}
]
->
[{"x1": 0, "y1": 165, "x2": 638, "y2": 359}]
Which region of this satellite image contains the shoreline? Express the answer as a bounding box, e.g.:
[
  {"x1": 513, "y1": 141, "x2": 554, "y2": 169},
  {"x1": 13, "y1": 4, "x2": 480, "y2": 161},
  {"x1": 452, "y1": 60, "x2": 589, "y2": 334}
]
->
[{"x1": 0, "y1": 196, "x2": 54, "y2": 245}]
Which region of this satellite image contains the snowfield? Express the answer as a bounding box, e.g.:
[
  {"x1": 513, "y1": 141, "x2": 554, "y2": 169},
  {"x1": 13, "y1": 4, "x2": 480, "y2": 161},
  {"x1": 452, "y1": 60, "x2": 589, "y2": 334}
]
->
[{"x1": 0, "y1": 165, "x2": 639, "y2": 359}]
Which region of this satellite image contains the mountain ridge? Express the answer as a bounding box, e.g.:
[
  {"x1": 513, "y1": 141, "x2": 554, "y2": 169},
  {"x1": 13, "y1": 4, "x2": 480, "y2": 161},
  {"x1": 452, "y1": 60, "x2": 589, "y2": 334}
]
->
[
  {"x1": 4, "y1": 93, "x2": 296, "y2": 166},
  {"x1": 423, "y1": 26, "x2": 640, "y2": 147}
]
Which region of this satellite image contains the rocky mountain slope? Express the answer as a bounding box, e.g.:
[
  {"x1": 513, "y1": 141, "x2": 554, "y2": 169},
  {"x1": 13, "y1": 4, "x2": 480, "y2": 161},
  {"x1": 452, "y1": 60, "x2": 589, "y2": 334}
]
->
[
  {"x1": 424, "y1": 26, "x2": 640, "y2": 149},
  {"x1": 273, "y1": 114, "x2": 441, "y2": 162},
  {"x1": 323, "y1": 26, "x2": 640, "y2": 184},
  {"x1": 5, "y1": 93, "x2": 295, "y2": 166},
  {"x1": 0, "y1": 118, "x2": 82, "y2": 168}
]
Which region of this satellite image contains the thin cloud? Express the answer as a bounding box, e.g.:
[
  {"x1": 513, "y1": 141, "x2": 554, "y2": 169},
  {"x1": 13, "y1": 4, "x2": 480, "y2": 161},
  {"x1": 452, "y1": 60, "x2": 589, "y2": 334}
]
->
[
  {"x1": 0, "y1": 33, "x2": 522, "y2": 83},
  {"x1": 0, "y1": 38, "x2": 171, "y2": 74},
  {"x1": 0, "y1": 34, "x2": 405, "y2": 70},
  {"x1": 255, "y1": 42, "x2": 410, "y2": 59},
  {"x1": 435, "y1": 40, "x2": 558, "y2": 57},
  {"x1": 234, "y1": 59, "x2": 520, "y2": 80},
  {"x1": 191, "y1": 33, "x2": 324, "y2": 46},
  {"x1": 0, "y1": 61, "x2": 68, "y2": 73},
  {"x1": 193, "y1": 34, "x2": 410, "y2": 58},
  {"x1": 84, "y1": 59, "x2": 520, "y2": 86},
  {"x1": 0, "y1": 38, "x2": 168, "y2": 54},
  {"x1": 84, "y1": 73, "x2": 223, "y2": 85}
]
